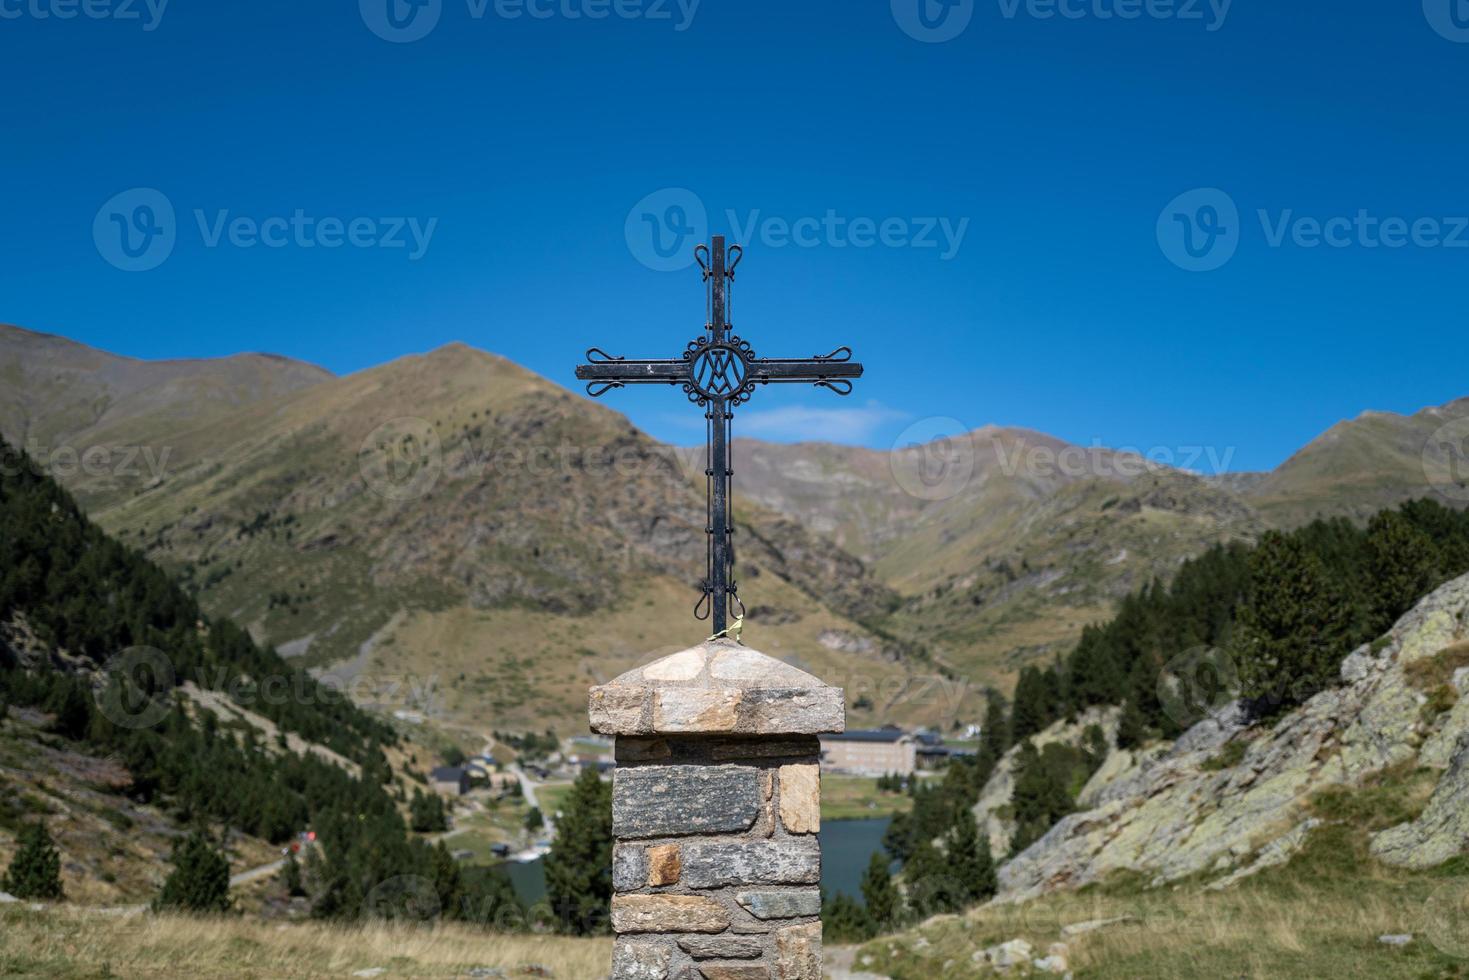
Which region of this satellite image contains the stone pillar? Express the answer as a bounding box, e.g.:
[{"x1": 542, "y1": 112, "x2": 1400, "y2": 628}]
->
[{"x1": 589, "y1": 638, "x2": 844, "y2": 980}]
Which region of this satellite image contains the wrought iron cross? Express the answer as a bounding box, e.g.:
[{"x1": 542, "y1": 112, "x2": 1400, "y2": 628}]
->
[{"x1": 576, "y1": 236, "x2": 864, "y2": 634}]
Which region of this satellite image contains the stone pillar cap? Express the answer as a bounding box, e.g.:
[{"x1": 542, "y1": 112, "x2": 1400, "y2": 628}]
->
[{"x1": 589, "y1": 639, "x2": 845, "y2": 737}]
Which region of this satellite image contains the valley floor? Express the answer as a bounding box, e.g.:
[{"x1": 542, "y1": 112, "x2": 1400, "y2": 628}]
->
[{"x1": 0, "y1": 906, "x2": 612, "y2": 979}]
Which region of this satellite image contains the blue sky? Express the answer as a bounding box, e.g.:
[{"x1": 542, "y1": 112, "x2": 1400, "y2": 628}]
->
[{"x1": 1, "y1": 0, "x2": 1465, "y2": 473}]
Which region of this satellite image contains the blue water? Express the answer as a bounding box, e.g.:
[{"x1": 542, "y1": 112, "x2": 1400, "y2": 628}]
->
[{"x1": 499, "y1": 817, "x2": 891, "y2": 906}]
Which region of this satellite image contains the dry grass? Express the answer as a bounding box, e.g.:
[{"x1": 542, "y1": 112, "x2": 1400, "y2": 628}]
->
[
  {"x1": 0, "y1": 905, "x2": 612, "y2": 979},
  {"x1": 855, "y1": 767, "x2": 1469, "y2": 979}
]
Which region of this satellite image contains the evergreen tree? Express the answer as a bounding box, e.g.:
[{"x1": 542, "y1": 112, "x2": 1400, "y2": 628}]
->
[
  {"x1": 410, "y1": 789, "x2": 448, "y2": 833},
  {"x1": 282, "y1": 850, "x2": 305, "y2": 897},
  {"x1": 542, "y1": 766, "x2": 611, "y2": 935},
  {"x1": 1009, "y1": 742, "x2": 1076, "y2": 855},
  {"x1": 524, "y1": 806, "x2": 544, "y2": 833},
  {"x1": 902, "y1": 838, "x2": 964, "y2": 917},
  {"x1": 2, "y1": 820, "x2": 64, "y2": 900},
  {"x1": 1009, "y1": 667, "x2": 1055, "y2": 742},
  {"x1": 945, "y1": 811, "x2": 996, "y2": 904},
  {"x1": 860, "y1": 851, "x2": 901, "y2": 932},
  {"x1": 1116, "y1": 696, "x2": 1147, "y2": 749},
  {"x1": 1366, "y1": 511, "x2": 1440, "y2": 633},
  {"x1": 155, "y1": 831, "x2": 231, "y2": 914},
  {"x1": 821, "y1": 888, "x2": 874, "y2": 943},
  {"x1": 1232, "y1": 532, "x2": 1354, "y2": 711}
]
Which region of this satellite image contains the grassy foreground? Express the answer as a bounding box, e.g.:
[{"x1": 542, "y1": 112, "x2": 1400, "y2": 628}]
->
[{"x1": 0, "y1": 907, "x2": 612, "y2": 979}]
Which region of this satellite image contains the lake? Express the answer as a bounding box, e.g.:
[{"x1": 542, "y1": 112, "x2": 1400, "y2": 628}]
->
[{"x1": 501, "y1": 817, "x2": 892, "y2": 906}]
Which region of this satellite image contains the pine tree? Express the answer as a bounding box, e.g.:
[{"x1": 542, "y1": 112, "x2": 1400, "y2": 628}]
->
[
  {"x1": 154, "y1": 831, "x2": 231, "y2": 914},
  {"x1": 945, "y1": 811, "x2": 997, "y2": 904},
  {"x1": 2, "y1": 820, "x2": 64, "y2": 900},
  {"x1": 860, "y1": 851, "x2": 901, "y2": 932},
  {"x1": 524, "y1": 806, "x2": 544, "y2": 833},
  {"x1": 1010, "y1": 667, "x2": 1055, "y2": 742},
  {"x1": 542, "y1": 766, "x2": 611, "y2": 935},
  {"x1": 282, "y1": 850, "x2": 305, "y2": 897},
  {"x1": 1116, "y1": 697, "x2": 1147, "y2": 749},
  {"x1": 1233, "y1": 532, "x2": 1354, "y2": 711},
  {"x1": 902, "y1": 838, "x2": 964, "y2": 917},
  {"x1": 1366, "y1": 511, "x2": 1440, "y2": 633}
]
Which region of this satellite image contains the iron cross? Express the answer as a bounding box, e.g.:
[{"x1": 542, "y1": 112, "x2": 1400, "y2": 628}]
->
[{"x1": 576, "y1": 236, "x2": 864, "y2": 635}]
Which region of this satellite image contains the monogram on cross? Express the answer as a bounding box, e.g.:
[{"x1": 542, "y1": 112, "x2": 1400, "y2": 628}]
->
[{"x1": 575, "y1": 236, "x2": 864, "y2": 635}]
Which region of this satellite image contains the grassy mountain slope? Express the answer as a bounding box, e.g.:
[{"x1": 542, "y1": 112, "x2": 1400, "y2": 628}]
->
[
  {"x1": 1245, "y1": 397, "x2": 1469, "y2": 528},
  {"x1": 738, "y1": 429, "x2": 1264, "y2": 691},
  {"x1": 50, "y1": 342, "x2": 927, "y2": 732},
  {"x1": 0, "y1": 324, "x2": 332, "y2": 511}
]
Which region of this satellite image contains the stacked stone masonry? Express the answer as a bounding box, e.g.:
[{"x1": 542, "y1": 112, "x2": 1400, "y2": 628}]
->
[
  {"x1": 593, "y1": 640, "x2": 841, "y2": 980},
  {"x1": 609, "y1": 736, "x2": 824, "y2": 979}
]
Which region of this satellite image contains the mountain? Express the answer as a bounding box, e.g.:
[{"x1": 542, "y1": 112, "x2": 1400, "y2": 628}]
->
[
  {"x1": 737, "y1": 429, "x2": 1264, "y2": 690},
  {"x1": 7, "y1": 322, "x2": 1468, "y2": 732},
  {"x1": 20, "y1": 339, "x2": 927, "y2": 734},
  {"x1": 0, "y1": 324, "x2": 332, "y2": 510},
  {"x1": 1243, "y1": 398, "x2": 1469, "y2": 528}
]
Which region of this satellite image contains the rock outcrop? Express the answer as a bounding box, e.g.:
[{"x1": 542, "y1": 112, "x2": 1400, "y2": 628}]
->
[{"x1": 992, "y1": 573, "x2": 1469, "y2": 903}]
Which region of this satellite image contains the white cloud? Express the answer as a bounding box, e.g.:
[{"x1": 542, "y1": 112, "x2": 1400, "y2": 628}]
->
[{"x1": 733, "y1": 401, "x2": 909, "y2": 444}]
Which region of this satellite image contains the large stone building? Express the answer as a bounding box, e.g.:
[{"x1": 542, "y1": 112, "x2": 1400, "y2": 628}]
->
[{"x1": 818, "y1": 728, "x2": 916, "y2": 776}]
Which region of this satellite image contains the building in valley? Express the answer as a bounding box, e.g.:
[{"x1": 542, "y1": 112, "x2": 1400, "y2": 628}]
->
[{"x1": 819, "y1": 727, "x2": 917, "y2": 776}]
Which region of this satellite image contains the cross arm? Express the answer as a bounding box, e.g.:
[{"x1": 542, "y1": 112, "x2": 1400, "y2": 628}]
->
[
  {"x1": 575, "y1": 348, "x2": 690, "y2": 397},
  {"x1": 747, "y1": 347, "x2": 865, "y2": 395}
]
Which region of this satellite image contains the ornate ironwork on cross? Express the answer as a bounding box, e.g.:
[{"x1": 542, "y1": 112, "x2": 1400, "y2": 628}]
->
[{"x1": 575, "y1": 236, "x2": 864, "y2": 636}]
